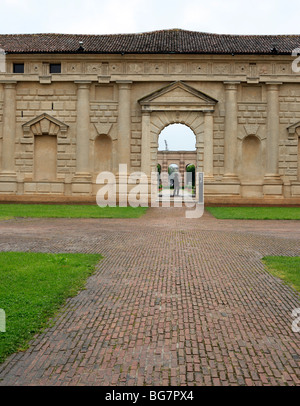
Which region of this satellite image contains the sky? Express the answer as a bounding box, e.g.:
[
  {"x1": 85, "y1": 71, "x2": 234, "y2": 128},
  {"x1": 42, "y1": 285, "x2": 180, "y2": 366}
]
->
[
  {"x1": 158, "y1": 125, "x2": 196, "y2": 151},
  {"x1": 1, "y1": 0, "x2": 299, "y2": 151},
  {"x1": 0, "y1": 0, "x2": 299, "y2": 35}
]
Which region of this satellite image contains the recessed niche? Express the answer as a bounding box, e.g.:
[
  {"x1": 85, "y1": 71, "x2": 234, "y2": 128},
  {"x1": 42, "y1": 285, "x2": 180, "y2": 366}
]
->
[
  {"x1": 95, "y1": 85, "x2": 114, "y2": 101},
  {"x1": 241, "y1": 85, "x2": 262, "y2": 102}
]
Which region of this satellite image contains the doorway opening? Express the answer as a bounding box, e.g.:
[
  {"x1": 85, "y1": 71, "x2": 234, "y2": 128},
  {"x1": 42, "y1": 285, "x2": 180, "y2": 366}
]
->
[{"x1": 157, "y1": 124, "x2": 197, "y2": 199}]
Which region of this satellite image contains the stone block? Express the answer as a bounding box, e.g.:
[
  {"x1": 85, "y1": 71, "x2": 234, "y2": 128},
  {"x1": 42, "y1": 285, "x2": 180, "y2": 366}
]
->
[
  {"x1": 291, "y1": 185, "x2": 300, "y2": 196},
  {"x1": 53, "y1": 102, "x2": 64, "y2": 110},
  {"x1": 37, "y1": 183, "x2": 51, "y2": 193},
  {"x1": 24, "y1": 183, "x2": 37, "y2": 193},
  {"x1": 205, "y1": 183, "x2": 240, "y2": 195},
  {"x1": 38, "y1": 89, "x2": 54, "y2": 96},
  {"x1": 0, "y1": 182, "x2": 17, "y2": 193},
  {"x1": 72, "y1": 183, "x2": 92, "y2": 194},
  {"x1": 17, "y1": 101, "x2": 28, "y2": 110},
  {"x1": 28, "y1": 101, "x2": 40, "y2": 110},
  {"x1": 51, "y1": 183, "x2": 64, "y2": 193},
  {"x1": 263, "y1": 185, "x2": 283, "y2": 195},
  {"x1": 241, "y1": 185, "x2": 263, "y2": 198},
  {"x1": 40, "y1": 101, "x2": 53, "y2": 110}
]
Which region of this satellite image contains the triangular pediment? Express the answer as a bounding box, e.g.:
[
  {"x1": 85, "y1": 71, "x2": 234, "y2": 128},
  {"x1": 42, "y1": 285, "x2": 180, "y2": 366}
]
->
[
  {"x1": 139, "y1": 81, "x2": 218, "y2": 111},
  {"x1": 287, "y1": 121, "x2": 300, "y2": 135},
  {"x1": 23, "y1": 113, "x2": 69, "y2": 135}
]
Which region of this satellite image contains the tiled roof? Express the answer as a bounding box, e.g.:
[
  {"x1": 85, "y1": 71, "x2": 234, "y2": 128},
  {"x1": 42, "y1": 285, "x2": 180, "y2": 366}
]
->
[{"x1": 0, "y1": 29, "x2": 299, "y2": 55}]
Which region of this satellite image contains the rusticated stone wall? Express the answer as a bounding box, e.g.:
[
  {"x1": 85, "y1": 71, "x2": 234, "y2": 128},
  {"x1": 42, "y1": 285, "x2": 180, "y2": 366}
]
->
[{"x1": 0, "y1": 54, "x2": 299, "y2": 202}]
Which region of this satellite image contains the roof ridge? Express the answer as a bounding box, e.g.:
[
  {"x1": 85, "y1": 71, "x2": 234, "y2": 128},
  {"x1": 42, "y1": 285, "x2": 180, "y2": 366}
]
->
[{"x1": 0, "y1": 30, "x2": 299, "y2": 37}]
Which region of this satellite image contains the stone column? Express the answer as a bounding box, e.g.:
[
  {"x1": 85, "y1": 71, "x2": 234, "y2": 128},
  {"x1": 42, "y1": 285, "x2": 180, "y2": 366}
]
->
[
  {"x1": 265, "y1": 83, "x2": 281, "y2": 179},
  {"x1": 263, "y1": 82, "x2": 283, "y2": 196},
  {"x1": 116, "y1": 81, "x2": 132, "y2": 205},
  {"x1": 117, "y1": 81, "x2": 132, "y2": 169},
  {"x1": 141, "y1": 112, "x2": 151, "y2": 176},
  {"x1": 75, "y1": 81, "x2": 91, "y2": 176},
  {"x1": 224, "y1": 82, "x2": 239, "y2": 180},
  {"x1": 1, "y1": 82, "x2": 16, "y2": 174},
  {"x1": 0, "y1": 81, "x2": 17, "y2": 193},
  {"x1": 203, "y1": 111, "x2": 214, "y2": 180},
  {"x1": 72, "y1": 81, "x2": 92, "y2": 195}
]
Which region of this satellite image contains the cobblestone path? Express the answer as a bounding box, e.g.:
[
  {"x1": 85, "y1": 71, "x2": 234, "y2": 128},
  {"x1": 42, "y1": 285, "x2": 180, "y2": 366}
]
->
[{"x1": 0, "y1": 208, "x2": 299, "y2": 386}]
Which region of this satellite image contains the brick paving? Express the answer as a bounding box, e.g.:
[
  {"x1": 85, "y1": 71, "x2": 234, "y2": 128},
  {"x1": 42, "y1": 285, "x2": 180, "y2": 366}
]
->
[{"x1": 0, "y1": 208, "x2": 299, "y2": 386}]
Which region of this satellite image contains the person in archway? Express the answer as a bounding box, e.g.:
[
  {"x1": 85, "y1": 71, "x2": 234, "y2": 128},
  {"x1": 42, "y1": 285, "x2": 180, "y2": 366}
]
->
[{"x1": 173, "y1": 172, "x2": 180, "y2": 197}]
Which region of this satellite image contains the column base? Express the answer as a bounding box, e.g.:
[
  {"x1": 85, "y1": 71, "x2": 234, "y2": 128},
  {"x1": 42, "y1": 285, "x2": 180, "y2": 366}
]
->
[
  {"x1": 263, "y1": 174, "x2": 283, "y2": 197},
  {"x1": 0, "y1": 172, "x2": 17, "y2": 193},
  {"x1": 72, "y1": 173, "x2": 92, "y2": 195},
  {"x1": 204, "y1": 175, "x2": 215, "y2": 183},
  {"x1": 222, "y1": 173, "x2": 240, "y2": 183},
  {"x1": 73, "y1": 172, "x2": 92, "y2": 182},
  {"x1": 263, "y1": 174, "x2": 283, "y2": 183}
]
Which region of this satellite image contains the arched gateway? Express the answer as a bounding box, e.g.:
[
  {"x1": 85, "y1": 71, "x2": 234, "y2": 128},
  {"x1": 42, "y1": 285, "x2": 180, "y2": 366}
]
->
[{"x1": 139, "y1": 81, "x2": 217, "y2": 183}]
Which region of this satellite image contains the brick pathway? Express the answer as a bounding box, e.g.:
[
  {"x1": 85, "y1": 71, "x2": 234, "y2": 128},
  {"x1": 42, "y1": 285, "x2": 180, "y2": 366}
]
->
[{"x1": 0, "y1": 208, "x2": 299, "y2": 386}]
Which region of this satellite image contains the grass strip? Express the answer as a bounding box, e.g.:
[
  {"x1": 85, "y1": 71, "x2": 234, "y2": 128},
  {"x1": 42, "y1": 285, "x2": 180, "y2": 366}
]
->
[
  {"x1": 0, "y1": 204, "x2": 147, "y2": 219},
  {"x1": 0, "y1": 252, "x2": 101, "y2": 363},
  {"x1": 206, "y1": 207, "x2": 300, "y2": 220}
]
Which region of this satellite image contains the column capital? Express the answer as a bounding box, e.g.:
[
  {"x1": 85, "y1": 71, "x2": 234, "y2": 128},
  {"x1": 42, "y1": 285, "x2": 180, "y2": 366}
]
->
[
  {"x1": 1, "y1": 81, "x2": 17, "y2": 89},
  {"x1": 265, "y1": 82, "x2": 282, "y2": 91},
  {"x1": 116, "y1": 80, "x2": 132, "y2": 90},
  {"x1": 224, "y1": 81, "x2": 240, "y2": 90},
  {"x1": 203, "y1": 110, "x2": 214, "y2": 116},
  {"x1": 74, "y1": 80, "x2": 92, "y2": 89}
]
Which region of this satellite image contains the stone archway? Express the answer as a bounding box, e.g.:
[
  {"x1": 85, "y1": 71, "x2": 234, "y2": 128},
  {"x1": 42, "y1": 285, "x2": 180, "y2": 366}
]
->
[
  {"x1": 138, "y1": 81, "x2": 218, "y2": 185},
  {"x1": 150, "y1": 111, "x2": 204, "y2": 175}
]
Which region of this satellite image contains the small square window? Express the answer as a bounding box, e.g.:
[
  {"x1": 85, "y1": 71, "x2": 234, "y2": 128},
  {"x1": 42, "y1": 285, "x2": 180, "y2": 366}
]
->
[
  {"x1": 50, "y1": 63, "x2": 61, "y2": 74},
  {"x1": 13, "y1": 63, "x2": 24, "y2": 73}
]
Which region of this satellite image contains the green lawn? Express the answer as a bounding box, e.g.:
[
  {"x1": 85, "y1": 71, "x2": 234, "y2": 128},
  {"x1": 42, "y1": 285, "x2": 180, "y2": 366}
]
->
[
  {"x1": 0, "y1": 204, "x2": 147, "y2": 219},
  {"x1": 263, "y1": 256, "x2": 300, "y2": 293},
  {"x1": 206, "y1": 207, "x2": 300, "y2": 220},
  {"x1": 0, "y1": 252, "x2": 101, "y2": 363}
]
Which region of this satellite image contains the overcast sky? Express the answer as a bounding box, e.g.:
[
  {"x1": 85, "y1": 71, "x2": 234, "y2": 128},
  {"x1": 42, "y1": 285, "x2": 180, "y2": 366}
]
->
[
  {"x1": 1, "y1": 0, "x2": 299, "y2": 35},
  {"x1": 1, "y1": 0, "x2": 299, "y2": 151}
]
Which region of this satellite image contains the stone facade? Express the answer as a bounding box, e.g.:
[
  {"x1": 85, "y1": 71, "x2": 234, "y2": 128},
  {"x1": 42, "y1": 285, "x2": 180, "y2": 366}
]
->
[{"x1": 0, "y1": 30, "x2": 300, "y2": 203}]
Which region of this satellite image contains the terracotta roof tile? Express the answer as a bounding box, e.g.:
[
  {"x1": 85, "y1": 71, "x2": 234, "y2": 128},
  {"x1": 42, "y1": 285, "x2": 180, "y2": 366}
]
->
[{"x1": 0, "y1": 29, "x2": 299, "y2": 55}]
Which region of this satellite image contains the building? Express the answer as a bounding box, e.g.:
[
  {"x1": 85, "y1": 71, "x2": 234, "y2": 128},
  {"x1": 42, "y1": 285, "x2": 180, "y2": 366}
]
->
[{"x1": 0, "y1": 29, "x2": 300, "y2": 204}]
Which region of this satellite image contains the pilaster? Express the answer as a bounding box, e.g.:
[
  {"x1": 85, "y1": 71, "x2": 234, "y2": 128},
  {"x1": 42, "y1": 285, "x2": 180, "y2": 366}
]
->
[
  {"x1": 117, "y1": 81, "x2": 132, "y2": 169},
  {"x1": 72, "y1": 81, "x2": 92, "y2": 195},
  {"x1": 203, "y1": 111, "x2": 214, "y2": 181},
  {"x1": 263, "y1": 82, "x2": 283, "y2": 196},
  {"x1": 141, "y1": 112, "x2": 151, "y2": 176},
  {"x1": 0, "y1": 81, "x2": 17, "y2": 193},
  {"x1": 223, "y1": 81, "x2": 240, "y2": 182}
]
